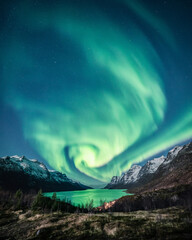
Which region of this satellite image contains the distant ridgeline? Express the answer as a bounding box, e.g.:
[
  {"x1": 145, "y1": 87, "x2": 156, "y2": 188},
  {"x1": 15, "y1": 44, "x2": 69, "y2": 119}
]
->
[
  {"x1": 1, "y1": 141, "x2": 192, "y2": 194},
  {"x1": 105, "y1": 142, "x2": 192, "y2": 192},
  {"x1": 0, "y1": 155, "x2": 91, "y2": 192}
]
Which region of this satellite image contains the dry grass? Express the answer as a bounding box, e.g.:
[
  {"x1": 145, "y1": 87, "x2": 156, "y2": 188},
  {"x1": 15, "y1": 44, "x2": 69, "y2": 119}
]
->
[{"x1": 0, "y1": 207, "x2": 191, "y2": 239}]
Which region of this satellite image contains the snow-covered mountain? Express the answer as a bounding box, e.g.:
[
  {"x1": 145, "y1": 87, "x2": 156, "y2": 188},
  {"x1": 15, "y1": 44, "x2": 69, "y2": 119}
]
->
[
  {"x1": 110, "y1": 176, "x2": 120, "y2": 185},
  {"x1": 1, "y1": 155, "x2": 50, "y2": 179},
  {"x1": 105, "y1": 143, "x2": 186, "y2": 189},
  {"x1": 120, "y1": 165, "x2": 141, "y2": 184},
  {"x1": 0, "y1": 155, "x2": 91, "y2": 192},
  {"x1": 137, "y1": 156, "x2": 165, "y2": 179},
  {"x1": 105, "y1": 165, "x2": 142, "y2": 188},
  {"x1": 162, "y1": 146, "x2": 183, "y2": 165}
]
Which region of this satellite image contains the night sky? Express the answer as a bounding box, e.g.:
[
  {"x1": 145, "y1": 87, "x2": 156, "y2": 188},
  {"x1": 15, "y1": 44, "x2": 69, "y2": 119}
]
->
[{"x1": 1, "y1": 0, "x2": 192, "y2": 187}]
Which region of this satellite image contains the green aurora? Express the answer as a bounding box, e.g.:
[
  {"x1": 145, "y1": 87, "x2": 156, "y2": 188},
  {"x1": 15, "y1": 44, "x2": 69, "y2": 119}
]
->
[{"x1": 1, "y1": 0, "x2": 192, "y2": 186}]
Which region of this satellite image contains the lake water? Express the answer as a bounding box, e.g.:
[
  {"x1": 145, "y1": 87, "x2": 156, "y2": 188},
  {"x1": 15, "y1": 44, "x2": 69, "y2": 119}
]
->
[{"x1": 44, "y1": 189, "x2": 132, "y2": 207}]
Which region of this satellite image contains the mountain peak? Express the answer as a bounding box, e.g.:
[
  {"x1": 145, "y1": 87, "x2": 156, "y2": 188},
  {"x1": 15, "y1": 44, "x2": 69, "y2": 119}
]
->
[
  {"x1": 138, "y1": 155, "x2": 165, "y2": 178},
  {"x1": 0, "y1": 155, "x2": 91, "y2": 192},
  {"x1": 105, "y1": 141, "x2": 192, "y2": 190},
  {"x1": 163, "y1": 146, "x2": 183, "y2": 165}
]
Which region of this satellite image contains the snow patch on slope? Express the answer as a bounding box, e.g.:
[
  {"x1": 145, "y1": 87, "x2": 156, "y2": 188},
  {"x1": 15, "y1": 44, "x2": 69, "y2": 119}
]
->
[
  {"x1": 1, "y1": 156, "x2": 49, "y2": 180},
  {"x1": 120, "y1": 165, "x2": 142, "y2": 184},
  {"x1": 110, "y1": 176, "x2": 120, "y2": 185},
  {"x1": 138, "y1": 155, "x2": 165, "y2": 179},
  {"x1": 163, "y1": 146, "x2": 183, "y2": 165}
]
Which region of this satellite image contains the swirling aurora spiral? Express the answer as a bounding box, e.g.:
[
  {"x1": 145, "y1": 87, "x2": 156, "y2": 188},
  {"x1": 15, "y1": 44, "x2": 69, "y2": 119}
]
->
[{"x1": 3, "y1": 0, "x2": 192, "y2": 186}]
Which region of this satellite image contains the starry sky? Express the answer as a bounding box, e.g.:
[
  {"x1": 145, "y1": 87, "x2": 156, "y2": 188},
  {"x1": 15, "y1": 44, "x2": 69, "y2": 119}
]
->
[{"x1": 1, "y1": 0, "x2": 192, "y2": 187}]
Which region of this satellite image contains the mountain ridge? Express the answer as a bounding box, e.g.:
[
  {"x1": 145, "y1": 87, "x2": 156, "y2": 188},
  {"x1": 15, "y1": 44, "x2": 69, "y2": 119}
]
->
[
  {"x1": 105, "y1": 142, "x2": 192, "y2": 192},
  {"x1": 0, "y1": 155, "x2": 91, "y2": 192}
]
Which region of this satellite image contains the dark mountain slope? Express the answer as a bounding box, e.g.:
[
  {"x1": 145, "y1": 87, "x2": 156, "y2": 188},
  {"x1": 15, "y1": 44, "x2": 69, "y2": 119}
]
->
[
  {"x1": 0, "y1": 155, "x2": 91, "y2": 192},
  {"x1": 105, "y1": 142, "x2": 192, "y2": 193}
]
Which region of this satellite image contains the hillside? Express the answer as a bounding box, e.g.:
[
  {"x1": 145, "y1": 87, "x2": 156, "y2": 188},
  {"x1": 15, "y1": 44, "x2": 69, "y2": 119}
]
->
[
  {"x1": 105, "y1": 142, "x2": 192, "y2": 193},
  {"x1": 0, "y1": 155, "x2": 91, "y2": 192}
]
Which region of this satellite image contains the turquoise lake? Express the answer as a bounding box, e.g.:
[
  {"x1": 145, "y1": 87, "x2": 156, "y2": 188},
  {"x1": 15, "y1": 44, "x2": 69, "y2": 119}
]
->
[{"x1": 44, "y1": 189, "x2": 132, "y2": 207}]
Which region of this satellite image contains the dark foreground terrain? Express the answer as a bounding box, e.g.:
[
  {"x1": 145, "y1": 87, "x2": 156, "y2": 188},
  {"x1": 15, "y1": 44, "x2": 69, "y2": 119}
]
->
[
  {"x1": 1, "y1": 142, "x2": 192, "y2": 239},
  {"x1": 0, "y1": 207, "x2": 192, "y2": 240},
  {"x1": 0, "y1": 184, "x2": 192, "y2": 239},
  {"x1": 106, "y1": 184, "x2": 192, "y2": 212}
]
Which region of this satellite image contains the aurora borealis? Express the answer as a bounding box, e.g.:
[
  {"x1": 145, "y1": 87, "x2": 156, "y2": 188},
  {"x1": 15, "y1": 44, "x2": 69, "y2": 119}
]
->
[{"x1": 1, "y1": 0, "x2": 192, "y2": 187}]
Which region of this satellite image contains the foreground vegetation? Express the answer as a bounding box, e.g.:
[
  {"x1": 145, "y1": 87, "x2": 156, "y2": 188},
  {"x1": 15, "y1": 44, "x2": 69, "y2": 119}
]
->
[
  {"x1": 0, "y1": 207, "x2": 192, "y2": 239},
  {"x1": 0, "y1": 186, "x2": 192, "y2": 239},
  {"x1": 108, "y1": 184, "x2": 192, "y2": 212}
]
